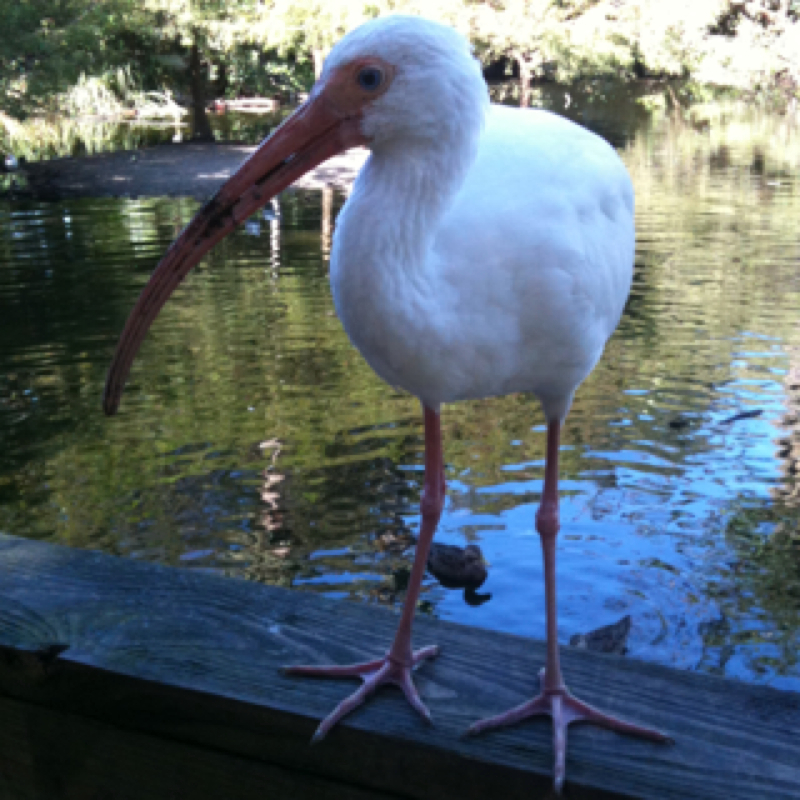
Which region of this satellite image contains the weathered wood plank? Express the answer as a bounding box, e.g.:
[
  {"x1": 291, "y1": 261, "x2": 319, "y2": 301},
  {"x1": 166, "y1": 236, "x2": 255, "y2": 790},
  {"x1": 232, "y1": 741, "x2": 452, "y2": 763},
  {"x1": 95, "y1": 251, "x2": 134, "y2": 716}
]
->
[{"x1": 0, "y1": 532, "x2": 798, "y2": 800}]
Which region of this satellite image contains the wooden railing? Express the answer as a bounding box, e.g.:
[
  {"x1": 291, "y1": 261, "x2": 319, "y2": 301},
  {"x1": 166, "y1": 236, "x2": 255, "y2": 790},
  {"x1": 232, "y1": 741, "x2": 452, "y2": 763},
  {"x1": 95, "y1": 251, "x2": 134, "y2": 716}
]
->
[{"x1": 1, "y1": 533, "x2": 798, "y2": 799}]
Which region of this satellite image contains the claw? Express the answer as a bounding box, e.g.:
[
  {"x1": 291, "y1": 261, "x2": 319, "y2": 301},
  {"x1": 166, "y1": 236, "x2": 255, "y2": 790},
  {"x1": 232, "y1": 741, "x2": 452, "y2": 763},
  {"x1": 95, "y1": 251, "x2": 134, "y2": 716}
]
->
[
  {"x1": 411, "y1": 644, "x2": 440, "y2": 665},
  {"x1": 283, "y1": 656, "x2": 386, "y2": 677},
  {"x1": 468, "y1": 675, "x2": 670, "y2": 794},
  {"x1": 285, "y1": 645, "x2": 439, "y2": 742},
  {"x1": 400, "y1": 670, "x2": 434, "y2": 724}
]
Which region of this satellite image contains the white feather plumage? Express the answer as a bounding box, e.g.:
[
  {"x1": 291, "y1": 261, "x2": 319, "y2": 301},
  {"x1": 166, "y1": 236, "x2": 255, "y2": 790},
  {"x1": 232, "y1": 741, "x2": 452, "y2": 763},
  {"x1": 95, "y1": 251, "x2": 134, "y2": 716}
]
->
[{"x1": 328, "y1": 15, "x2": 634, "y2": 421}]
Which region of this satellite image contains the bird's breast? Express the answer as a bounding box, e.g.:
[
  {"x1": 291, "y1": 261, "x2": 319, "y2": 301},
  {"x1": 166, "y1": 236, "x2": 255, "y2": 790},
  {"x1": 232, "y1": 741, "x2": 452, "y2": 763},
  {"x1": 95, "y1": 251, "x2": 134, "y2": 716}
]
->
[{"x1": 330, "y1": 245, "x2": 452, "y2": 407}]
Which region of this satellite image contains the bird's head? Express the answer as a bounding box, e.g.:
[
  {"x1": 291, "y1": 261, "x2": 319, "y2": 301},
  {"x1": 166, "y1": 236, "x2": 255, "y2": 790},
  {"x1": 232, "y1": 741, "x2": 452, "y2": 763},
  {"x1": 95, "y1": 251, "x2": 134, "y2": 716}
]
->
[
  {"x1": 320, "y1": 16, "x2": 487, "y2": 150},
  {"x1": 103, "y1": 15, "x2": 487, "y2": 415}
]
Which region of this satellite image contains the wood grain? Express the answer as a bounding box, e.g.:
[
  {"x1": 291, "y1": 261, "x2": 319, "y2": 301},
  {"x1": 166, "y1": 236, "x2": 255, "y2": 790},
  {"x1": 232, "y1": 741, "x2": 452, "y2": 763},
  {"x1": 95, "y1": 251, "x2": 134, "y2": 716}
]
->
[{"x1": 1, "y1": 533, "x2": 798, "y2": 799}]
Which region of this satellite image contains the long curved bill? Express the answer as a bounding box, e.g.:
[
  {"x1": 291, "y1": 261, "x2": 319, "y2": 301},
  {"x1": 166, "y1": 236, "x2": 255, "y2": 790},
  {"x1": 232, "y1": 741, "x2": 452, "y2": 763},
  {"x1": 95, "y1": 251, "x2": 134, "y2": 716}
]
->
[{"x1": 103, "y1": 87, "x2": 366, "y2": 415}]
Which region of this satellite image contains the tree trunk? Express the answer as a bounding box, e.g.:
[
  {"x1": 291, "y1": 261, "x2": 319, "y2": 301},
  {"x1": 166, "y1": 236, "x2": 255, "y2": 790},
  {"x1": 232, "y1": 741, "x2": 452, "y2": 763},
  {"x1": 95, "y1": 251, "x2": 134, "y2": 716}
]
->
[
  {"x1": 313, "y1": 48, "x2": 327, "y2": 81},
  {"x1": 189, "y1": 37, "x2": 214, "y2": 142},
  {"x1": 514, "y1": 51, "x2": 534, "y2": 108},
  {"x1": 214, "y1": 59, "x2": 228, "y2": 100}
]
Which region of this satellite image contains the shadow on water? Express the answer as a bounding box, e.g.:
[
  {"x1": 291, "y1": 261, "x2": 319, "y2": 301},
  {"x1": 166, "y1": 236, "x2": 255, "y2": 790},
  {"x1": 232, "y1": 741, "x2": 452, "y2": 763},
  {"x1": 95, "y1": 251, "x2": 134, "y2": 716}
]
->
[{"x1": 1, "y1": 85, "x2": 800, "y2": 688}]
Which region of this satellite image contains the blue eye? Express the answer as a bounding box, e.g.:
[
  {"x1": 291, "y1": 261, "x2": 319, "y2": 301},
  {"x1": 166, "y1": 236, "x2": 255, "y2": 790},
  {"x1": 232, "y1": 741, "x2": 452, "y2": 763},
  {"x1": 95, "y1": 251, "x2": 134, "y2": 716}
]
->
[{"x1": 357, "y1": 66, "x2": 384, "y2": 91}]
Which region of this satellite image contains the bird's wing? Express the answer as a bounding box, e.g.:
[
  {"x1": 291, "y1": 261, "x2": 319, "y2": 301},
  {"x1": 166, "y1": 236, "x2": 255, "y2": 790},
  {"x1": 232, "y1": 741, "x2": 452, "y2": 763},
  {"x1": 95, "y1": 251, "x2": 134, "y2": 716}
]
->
[{"x1": 426, "y1": 106, "x2": 635, "y2": 413}]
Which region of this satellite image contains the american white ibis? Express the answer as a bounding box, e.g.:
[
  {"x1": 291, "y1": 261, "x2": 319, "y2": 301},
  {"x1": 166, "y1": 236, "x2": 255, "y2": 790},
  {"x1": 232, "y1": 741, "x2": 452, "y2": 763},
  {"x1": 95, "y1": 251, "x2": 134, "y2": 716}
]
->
[{"x1": 104, "y1": 14, "x2": 670, "y2": 791}]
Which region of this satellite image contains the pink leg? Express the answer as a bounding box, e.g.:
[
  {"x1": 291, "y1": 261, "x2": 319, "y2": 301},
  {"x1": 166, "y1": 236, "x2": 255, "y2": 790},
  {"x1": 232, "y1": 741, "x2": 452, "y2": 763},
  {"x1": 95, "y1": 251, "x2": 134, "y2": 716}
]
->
[
  {"x1": 284, "y1": 406, "x2": 444, "y2": 742},
  {"x1": 467, "y1": 420, "x2": 671, "y2": 793}
]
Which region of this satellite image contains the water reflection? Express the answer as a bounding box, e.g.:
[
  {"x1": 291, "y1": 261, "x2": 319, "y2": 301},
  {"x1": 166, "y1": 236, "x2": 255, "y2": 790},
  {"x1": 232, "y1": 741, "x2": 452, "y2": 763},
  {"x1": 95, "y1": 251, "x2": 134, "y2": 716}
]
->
[{"x1": 1, "y1": 97, "x2": 799, "y2": 689}]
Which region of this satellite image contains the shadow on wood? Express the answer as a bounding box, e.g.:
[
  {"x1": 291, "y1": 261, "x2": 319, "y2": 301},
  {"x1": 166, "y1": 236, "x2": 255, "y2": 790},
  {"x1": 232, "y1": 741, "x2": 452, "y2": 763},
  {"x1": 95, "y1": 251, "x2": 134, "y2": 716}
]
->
[{"x1": 0, "y1": 533, "x2": 799, "y2": 799}]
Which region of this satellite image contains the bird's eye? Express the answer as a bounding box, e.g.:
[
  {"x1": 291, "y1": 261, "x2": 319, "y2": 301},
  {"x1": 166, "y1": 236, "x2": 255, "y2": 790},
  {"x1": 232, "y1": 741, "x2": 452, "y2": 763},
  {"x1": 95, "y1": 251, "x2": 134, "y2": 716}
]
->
[{"x1": 357, "y1": 66, "x2": 384, "y2": 91}]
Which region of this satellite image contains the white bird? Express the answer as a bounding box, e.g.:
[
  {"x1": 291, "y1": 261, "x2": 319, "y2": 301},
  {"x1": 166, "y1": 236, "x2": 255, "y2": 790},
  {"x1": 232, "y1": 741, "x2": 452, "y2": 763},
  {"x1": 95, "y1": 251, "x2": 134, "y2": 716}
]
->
[{"x1": 104, "y1": 15, "x2": 669, "y2": 792}]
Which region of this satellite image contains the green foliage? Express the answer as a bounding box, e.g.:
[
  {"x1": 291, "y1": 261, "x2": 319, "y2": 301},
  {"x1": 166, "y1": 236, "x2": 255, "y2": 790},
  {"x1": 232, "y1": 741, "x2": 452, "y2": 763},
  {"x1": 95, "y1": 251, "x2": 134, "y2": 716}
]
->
[
  {"x1": 1, "y1": 0, "x2": 276, "y2": 116},
  {"x1": 1, "y1": 0, "x2": 799, "y2": 136},
  {"x1": 60, "y1": 71, "x2": 127, "y2": 117}
]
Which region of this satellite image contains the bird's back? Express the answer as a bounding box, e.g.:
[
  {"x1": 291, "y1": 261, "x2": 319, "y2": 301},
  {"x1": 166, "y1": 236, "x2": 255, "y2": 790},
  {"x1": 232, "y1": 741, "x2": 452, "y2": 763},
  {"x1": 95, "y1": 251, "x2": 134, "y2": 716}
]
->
[{"x1": 425, "y1": 105, "x2": 635, "y2": 419}]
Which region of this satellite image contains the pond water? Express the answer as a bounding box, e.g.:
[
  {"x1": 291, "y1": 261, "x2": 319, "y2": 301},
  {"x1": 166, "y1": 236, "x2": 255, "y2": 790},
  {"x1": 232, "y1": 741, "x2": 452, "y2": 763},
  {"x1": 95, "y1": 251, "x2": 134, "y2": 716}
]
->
[{"x1": 2, "y1": 89, "x2": 800, "y2": 690}]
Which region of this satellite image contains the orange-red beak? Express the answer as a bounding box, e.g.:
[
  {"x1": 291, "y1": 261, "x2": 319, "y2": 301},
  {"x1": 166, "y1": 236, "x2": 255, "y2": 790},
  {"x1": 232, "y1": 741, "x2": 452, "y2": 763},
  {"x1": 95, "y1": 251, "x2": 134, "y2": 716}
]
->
[{"x1": 103, "y1": 86, "x2": 367, "y2": 415}]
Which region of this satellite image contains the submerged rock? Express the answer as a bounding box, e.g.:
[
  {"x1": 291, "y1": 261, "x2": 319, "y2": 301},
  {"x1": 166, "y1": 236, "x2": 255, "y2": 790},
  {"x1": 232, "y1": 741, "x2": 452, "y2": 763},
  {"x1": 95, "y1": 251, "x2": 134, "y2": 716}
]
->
[{"x1": 569, "y1": 614, "x2": 632, "y2": 656}]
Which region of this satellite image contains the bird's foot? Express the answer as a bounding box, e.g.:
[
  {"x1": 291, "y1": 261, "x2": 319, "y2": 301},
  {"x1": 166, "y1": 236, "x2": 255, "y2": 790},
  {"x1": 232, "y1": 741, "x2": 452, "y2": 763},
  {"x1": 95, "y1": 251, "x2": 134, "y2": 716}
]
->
[
  {"x1": 284, "y1": 644, "x2": 440, "y2": 742},
  {"x1": 467, "y1": 668, "x2": 671, "y2": 794}
]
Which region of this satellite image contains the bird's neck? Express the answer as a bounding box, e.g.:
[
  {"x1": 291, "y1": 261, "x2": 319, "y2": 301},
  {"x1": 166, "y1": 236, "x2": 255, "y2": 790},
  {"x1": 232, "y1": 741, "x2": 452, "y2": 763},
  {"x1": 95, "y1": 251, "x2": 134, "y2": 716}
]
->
[{"x1": 338, "y1": 131, "x2": 479, "y2": 271}]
